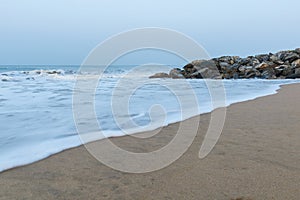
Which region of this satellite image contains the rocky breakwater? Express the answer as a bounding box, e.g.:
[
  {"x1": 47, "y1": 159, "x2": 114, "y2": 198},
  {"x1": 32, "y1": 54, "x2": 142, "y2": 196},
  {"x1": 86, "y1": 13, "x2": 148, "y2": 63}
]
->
[{"x1": 149, "y1": 48, "x2": 300, "y2": 79}]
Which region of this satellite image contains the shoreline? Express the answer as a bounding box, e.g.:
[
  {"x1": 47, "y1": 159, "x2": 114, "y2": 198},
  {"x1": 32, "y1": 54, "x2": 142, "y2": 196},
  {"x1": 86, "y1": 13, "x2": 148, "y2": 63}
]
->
[
  {"x1": 1, "y1": 82, "x2": 300, "y2": 199},
  {"x1": 0, "y1": 81, "x2": 293, "y2": 174}
]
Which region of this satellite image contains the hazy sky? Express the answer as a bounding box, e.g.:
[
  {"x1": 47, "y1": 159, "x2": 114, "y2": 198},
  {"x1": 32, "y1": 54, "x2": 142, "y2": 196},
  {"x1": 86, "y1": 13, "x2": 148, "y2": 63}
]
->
[{"x1": 0, "y1": 0, "x2": 299, "y2": 64}]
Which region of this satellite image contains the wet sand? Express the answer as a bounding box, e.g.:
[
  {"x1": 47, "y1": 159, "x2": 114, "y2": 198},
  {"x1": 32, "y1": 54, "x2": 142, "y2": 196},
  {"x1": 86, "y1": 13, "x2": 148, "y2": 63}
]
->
[{"x1": 1, "y1": 83, "x2": 300, "y2": 200}]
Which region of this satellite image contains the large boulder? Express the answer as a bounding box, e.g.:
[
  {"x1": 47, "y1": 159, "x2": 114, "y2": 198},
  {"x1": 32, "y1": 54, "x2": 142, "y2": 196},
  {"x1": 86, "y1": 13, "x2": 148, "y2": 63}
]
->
[
  {"x1": 192, "y1": 60, "x2": 220, "y2": 79},
  {"x1": 182, "y1": 60, "x2": 220, "y2": 79}
]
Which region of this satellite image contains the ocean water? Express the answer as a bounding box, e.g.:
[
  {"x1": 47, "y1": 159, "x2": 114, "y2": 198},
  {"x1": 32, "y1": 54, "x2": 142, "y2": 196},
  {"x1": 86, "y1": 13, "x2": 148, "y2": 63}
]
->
[{"x1": 0, "y1": 65, "x2": 299, "y2": 172}]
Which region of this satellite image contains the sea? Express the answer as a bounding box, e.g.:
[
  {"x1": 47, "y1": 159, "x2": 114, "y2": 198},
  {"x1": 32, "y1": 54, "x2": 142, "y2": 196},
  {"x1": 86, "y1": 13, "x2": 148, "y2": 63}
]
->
[{"x1": 0, "y1": 65, "x2": 299, "y2": 172}]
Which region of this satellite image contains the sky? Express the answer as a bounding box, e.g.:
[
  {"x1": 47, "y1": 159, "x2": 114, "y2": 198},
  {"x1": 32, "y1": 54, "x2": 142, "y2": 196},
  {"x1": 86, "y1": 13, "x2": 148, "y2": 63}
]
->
[{"x1": 0, "y1": 0, "x2": 300, "y2": 65}]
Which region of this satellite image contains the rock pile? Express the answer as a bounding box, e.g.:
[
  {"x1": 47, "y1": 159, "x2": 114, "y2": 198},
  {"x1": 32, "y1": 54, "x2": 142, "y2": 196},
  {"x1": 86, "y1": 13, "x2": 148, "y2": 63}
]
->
[{"x1": 150, "y1": 48, "x2": 300, "y2": 79}]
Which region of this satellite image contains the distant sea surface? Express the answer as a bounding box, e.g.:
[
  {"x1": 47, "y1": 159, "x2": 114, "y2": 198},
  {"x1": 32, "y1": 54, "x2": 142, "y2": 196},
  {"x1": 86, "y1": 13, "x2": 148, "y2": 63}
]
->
[{"x1": 0, "y1": 65, "x2": 299, "y2": 172}]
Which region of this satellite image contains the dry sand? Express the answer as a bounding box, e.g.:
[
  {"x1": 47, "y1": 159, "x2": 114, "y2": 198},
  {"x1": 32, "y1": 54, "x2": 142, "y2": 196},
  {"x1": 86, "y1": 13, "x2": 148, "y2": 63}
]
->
[{"x1": 1, "y1": 83, "x2": 300, "y2": 200}]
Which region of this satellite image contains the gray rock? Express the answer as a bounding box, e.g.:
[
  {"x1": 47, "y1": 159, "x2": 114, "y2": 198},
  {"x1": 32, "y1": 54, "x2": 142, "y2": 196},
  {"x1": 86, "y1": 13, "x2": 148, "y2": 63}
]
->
[
  {"x1": 233, "y1": 73, "x2": 239, "y2": 79},
  {"x1": 270, "y1": 54, "x2": 284, "y2": 65},
  {"x1": 282, "y1": 52, "x2": 299, "y2": 63},
  {"x1": 275, "y1": 65, "x2": 292, "y2": 76},
  {"x1": 245, "y1": 72, "x2": 256, "y2": 79},
  {"x1": 169, "y1": 68, "x2": 184, "y2": 79},
  {"x1": 249, "y1": 58, "x2": 260, "y2": 66},
  {"x1": 261, "y1": 68, "x2": 276, "y2": 79},
  {"x1": 219, "y1": 62, "x2": 231, "y2": 70},
  {"x1": 193, "y1": 60, "x2": 216, "y2": 69},
  {"x1": 149, "y1": 73, "x2": 170, "y2": 79},
  {"x1": 282, "y1": 66, "x2": 292, "y2": 76},
  {"x1": 238, "y1": 65, "x2": 247, "y2": 73},
  {"x1": 270, "y1": 55, "x2": 279, "y2": 62},
  {"x1": 238, "y1": 58, "x2": 250, "y2": 65},
  {"x1": 295, "y1": 68, "x2": 300, "y2": 75},
  {"x1": 214, "y1": 75, "x2": 224, "y2": 79},
  {"x1": 192, "y1": 67, "x2": 220, "y2": 79},
  {"x1": 218, "y1": 56, "x2": 232, "y2": 64},
  {"x1": 292, "y1": 59, "x2": 300, "y2": 68},
  {"x1": 255, "y1": 54, "x2": 270, "y2": 62},
  {"x1": 192, "y1": 60, "x2": 220, "y2": 78},
  {"x1": 286, "y1": 74, "x2": 300, "y2": 79}
]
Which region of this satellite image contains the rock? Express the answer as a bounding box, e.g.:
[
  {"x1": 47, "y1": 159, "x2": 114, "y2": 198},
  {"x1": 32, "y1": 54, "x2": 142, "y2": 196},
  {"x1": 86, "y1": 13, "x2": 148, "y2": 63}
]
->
[
  {"x1": 219, "y1": 62, "x2": 231, "y2": 71},
  {"x1": 233, "y1": 73, "x2": 239, "y2": 79},
  {"x1": 190, "y1": 69, "x2": 206, "y2": 79},
  {"x1": 255, "y1": 70, "x2": 262, "y2": 77},
  {"x1": 47, "y1": 71, "x2": 59, "y2": 75},
  {"x1": 248, "y1": 58, "x2": 260, "y2": 66},
  {"x1": 286, "y1": 74, "x2": 300, "y2": 79},
  {"x1": 191, "y1": 60, "x2": 220, "y2": 78},
  {"x1": 232, "y1": 56, "x2": 241, "y2": 63},
  {"x1": 275, "y1": 65, "x2": 292, "y2": 76},
  {"x1": 255, "y1": 62, "x2": 269, "y2": 70},
  {"x1": 295, "y1": 68, "x2": 300, "y2": 75},
  {"x1": 214, "y1": 75, "x2": 224, "y2": 79},
  {"x1": 183, "y1": 63, "x2": 197, "y2": 74},
  {"x1": 237, "y1": 58, "x2": 250, "y2": 65},
  {"x1": 245, "y1": 72, "x2": 256, "y2": 79},
  {"x1": 230, "y1": 63, "x2": 240, "y2": 71},
  {"x1": 169, "y1": 68, "x2": 184, "y2": 79},
  {"x1": 270, "y1": 55, "x2": 284, "y2": 65},
  {"x1": 183, "y1": 63, "x2": 195, "y2": 70},
  {"x1": 223, "y1": 73, "x2": 232, "y2": 79},
  {"x1": 190, "y1": 67, "x2": 219, "y2": 79},
  {"x1": 255, "y1": 62, "x2": 278, "y2": 71},
  {"x1": 218, "y1": 56, "x2": 232, "y2": 63},
  {"x1": 282, "y1": 66, "x2": 292, "y2": 76},
  {"x1": 295, "y1": 48, "x2": 300, "y2": 55},
  {"x1": 255, "y1": 54, "x2": 270, "y2": 62},
  {"x1": 292, "y1": 59, "x2": 300, "y2": 68},
  {"x1": 261, "y1": 68, "x2": 276, "y2": 79},
  {"x1": 238, "y1": 66, "x2": 247, "y2": 73},
  {"x1": 270, "y1": 55, "x2": 278, "y2": 62},
  {"x1": 192, "y1": 60, "x2": 215, "y2": 68},
  {"x1": 149, "y1": 73, "x2": 170, "y2": 79},
  {"x1": 282, "y1": 52, "x2": 299, "y2": 63}
]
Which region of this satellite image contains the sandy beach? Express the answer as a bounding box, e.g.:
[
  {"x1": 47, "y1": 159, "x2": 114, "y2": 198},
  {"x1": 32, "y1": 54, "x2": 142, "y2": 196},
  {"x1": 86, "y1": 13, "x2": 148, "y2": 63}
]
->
[{"x1": 1, "y1": 83, "x2": 300, "y2": 200}]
